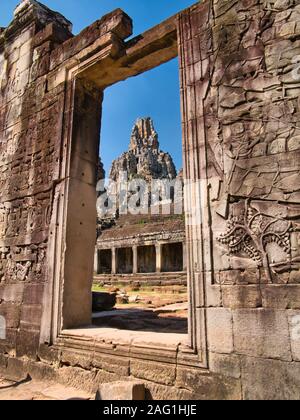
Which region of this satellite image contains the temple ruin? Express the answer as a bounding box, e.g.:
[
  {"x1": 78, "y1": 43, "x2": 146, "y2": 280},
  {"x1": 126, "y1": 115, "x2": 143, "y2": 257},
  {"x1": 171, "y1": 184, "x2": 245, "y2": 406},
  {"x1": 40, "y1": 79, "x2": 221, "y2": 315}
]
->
[{"x1": 1, "y1": 0, "x2": 300, "y2": 400}]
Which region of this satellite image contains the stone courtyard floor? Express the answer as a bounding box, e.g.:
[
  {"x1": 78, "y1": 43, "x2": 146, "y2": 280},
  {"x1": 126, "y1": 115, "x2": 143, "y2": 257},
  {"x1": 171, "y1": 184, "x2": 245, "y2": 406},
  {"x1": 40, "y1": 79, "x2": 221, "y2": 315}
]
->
[{"x1": 92, "y1": 284, "x2": 188, "y2": 334}]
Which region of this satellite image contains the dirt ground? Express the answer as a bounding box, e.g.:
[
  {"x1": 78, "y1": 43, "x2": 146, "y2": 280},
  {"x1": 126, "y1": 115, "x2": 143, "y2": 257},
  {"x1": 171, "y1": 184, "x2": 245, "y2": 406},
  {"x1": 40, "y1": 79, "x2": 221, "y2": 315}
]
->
[{"x1": 0, "y1": 376, "x2": 93, "y2": 400}]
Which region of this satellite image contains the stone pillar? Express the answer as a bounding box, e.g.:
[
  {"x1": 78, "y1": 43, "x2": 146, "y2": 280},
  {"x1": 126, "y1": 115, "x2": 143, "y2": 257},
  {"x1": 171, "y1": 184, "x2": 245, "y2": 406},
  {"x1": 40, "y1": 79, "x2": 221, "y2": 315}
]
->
[
  {"x1": 94, "y1": 249, "x2": 99, "y2": 274},
  {"x1": 133, "y1": 246, "x2": 138, "y2": 274},
  {"x1": 183, "y1": 242, "x2": 187, "y2": 272},
  {"x1": 156, "y1": 243, "x2": 162, "y2": 273},
  {"x1": 112, "y1": 248, "x2": 117, "y2": 275}
]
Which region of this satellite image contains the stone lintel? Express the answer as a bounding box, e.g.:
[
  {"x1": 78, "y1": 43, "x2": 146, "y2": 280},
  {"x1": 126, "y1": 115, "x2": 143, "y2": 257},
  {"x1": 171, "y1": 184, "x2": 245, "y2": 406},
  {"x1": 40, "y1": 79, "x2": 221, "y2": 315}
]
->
[
  {"x1": 13, "y1": 0, "x2": 72, "y2": 32},
  {"x1": 0, "y1": 0, "x2": 73, "y2": 51},
  {"x1": 33, "y1": 22, "x2": 73, "y2": 48},
  {"x1": 48, "y1": 8, "x2": 133, "y2": 73}
]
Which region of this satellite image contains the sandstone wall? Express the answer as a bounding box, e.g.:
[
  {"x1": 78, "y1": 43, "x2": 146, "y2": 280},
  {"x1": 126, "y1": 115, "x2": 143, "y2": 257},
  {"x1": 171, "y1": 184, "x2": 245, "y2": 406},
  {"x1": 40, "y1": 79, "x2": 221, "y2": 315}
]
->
[{"x1": 181, "y1": 0, "x2": 300, "y2": 400}]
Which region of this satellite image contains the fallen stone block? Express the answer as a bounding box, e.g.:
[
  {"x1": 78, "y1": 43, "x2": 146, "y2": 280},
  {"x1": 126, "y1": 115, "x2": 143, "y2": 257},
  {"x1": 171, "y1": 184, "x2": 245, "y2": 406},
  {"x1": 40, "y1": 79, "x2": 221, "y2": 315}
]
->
[
  {"x1": 92, "y1": 292, "x2": 116, "y2": 312},
  {"x1": 96, "y1": 381, "x2": 145, "y2": 400}
]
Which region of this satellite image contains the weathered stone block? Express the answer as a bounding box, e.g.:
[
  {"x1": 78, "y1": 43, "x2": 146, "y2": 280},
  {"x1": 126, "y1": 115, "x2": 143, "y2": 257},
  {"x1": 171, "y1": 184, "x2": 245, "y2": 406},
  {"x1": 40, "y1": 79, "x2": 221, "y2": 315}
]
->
[
  {"x1": 5, "y1": 357, "x2": 27, "y2": 382},
  {"x1": 93, "y1": 353, "x2": 130, "y2": 376},
  {"x1": 60, "y1": 349, "x2": 92, "y2": 370},
  {"x1": 17, "y1": 52, "x2": 32, "y2": 73},
  {"x1": 16, "y1": 329, "x2": 40, "y2": 358},
  {"x1": 144, "y1": 382, "x2": 194, "y2": 401},
  {"x1": 56, "y1": 366, "x2": 99, "y2": 394},
  {"x1": 0, "y1": 284, "x2": 24, "y2": 303},
  {"x1": 0, "y1": 328, "x2": 17, "y2": 355},
  {"x1": 26, "y1": 359, "x2": 57, "y2": 383},
  {"x1": 96, "y1": 381, "x2": 145, "y2": 401},
  {"x1": 0, "y1": 353, "x2": 8, "y2": 372},
  {"x1": 206, "y1": 284, "x2": 222, "y2": 307},
  {"x1": 38, "y1": 344, "x2": 61, "y2": 365},
  {"x1": 92, "y1": 292, "x2": 116, "y2": 312},
  {"x1": 0, "y1": 303, "x2": 21, "y2": 329},
  {"x1": 20, "y1": 304, "x2": 42, "y2": 329},
  {"x1": 22, "y1": 284, "x2": 44, "y2": 305}
]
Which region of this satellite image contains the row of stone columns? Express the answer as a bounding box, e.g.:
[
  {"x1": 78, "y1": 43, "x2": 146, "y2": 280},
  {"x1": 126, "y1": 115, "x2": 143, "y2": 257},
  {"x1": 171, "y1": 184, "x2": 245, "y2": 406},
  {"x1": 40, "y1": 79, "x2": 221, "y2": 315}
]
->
[
  {"x1": 133, "y1": 246, "x2": 138, "y2": 274},
  {"x1": 95, "y1": 242, "x2": 187, "y2": 275}
]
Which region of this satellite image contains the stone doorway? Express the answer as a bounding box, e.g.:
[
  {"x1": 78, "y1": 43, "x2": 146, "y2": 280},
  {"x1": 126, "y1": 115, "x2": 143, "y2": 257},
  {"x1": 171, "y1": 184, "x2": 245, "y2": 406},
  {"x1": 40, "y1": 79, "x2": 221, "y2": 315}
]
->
[
  {"x1": 137, "y1": 246, "x2": 156, "y2": 274},
  {"x1": 162, "y1": 243, "x2": 183, "y2": 273}
]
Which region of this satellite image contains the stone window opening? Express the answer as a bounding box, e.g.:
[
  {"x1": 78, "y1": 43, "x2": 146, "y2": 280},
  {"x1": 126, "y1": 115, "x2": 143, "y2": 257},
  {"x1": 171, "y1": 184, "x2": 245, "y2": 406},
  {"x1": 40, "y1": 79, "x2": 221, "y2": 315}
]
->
[
  {"x1": 4, "y1": 0, "x2": 299, "y2": 396},
  {"x1": 95, "y1": 243, "x2": 187, "y2": 276},
  {"x1": 0, "y1": 316, "x2": 6, "y2": 340},
  {"x1": 90, "y1": 59, "x2": 188, "y2": 338}
]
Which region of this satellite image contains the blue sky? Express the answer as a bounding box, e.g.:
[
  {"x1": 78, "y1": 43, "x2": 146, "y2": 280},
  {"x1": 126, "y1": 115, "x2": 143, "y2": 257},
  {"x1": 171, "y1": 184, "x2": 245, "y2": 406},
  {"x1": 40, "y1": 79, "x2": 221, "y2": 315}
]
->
[{"x1": 1, "y1": 0, "x2": 197, "y2": 174}]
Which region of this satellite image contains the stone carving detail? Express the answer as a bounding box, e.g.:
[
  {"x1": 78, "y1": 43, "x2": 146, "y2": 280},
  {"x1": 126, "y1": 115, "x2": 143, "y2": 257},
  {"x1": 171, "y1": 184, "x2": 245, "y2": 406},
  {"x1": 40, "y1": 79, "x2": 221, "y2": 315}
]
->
[
  {"x1": 217, "y1": 200, "x2": 293, "y2": 283},
  {"x1": 7, "y1": 260, "x2": 32, "y2": 282},
  {"x1": 97, "y1": 117, "x2": 181, "y2": 229},
  {"x1": 192, "y1": 0, "x2": 300, "y2": 288},
  {"x1": 0, "y1": 194, "x2": 51, "y2": 240},
  {"x1": 0, "y1": 243, "x2": 47, "y2": 283}
]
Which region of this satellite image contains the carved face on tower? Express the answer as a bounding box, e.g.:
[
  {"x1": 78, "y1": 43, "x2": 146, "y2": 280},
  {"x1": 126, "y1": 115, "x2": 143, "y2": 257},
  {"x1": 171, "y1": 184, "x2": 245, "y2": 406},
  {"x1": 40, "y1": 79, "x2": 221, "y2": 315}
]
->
[{"x1": 110, "y1": 117, "x2": 177, "y2": 184}]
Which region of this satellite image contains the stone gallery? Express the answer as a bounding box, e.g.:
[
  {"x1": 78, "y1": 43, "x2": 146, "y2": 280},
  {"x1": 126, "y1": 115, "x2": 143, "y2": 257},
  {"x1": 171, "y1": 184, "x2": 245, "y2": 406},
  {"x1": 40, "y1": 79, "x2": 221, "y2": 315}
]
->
[{"x1": 1, "y1": 0, "x2": 300, "y2": 400}]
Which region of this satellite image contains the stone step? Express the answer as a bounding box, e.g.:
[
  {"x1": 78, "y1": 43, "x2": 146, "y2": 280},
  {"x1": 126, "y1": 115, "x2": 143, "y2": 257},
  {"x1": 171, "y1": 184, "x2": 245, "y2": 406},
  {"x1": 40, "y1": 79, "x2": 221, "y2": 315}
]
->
[
  {"x1": 0, "y1": 377, "x2": 93, "y2": 400},
  {"x1": 154, "y1": 302, "x2": 189, "y2": 313}
]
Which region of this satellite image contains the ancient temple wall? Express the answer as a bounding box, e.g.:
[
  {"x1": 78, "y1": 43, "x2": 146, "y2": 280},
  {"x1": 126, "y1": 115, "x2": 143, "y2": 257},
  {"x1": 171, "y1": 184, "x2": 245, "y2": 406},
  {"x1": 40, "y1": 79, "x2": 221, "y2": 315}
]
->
[
  {"x1": 1, "y1": 0, "x2": 300, "y2": 400},
  {"x1": 137, "y1": 245, "x2": 156, "y2": 274},
  {"x1": 161, "y1": 243, "x2": 183, "y2": 272},
  {"x1": 0, "y1": 0, "x2": 133, "y2": 362}
]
